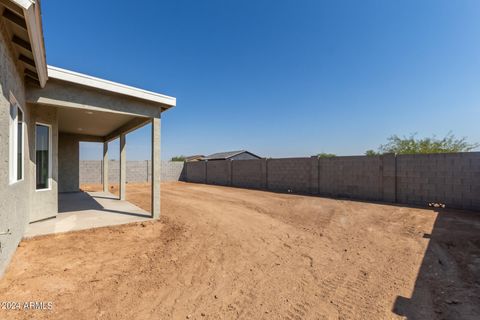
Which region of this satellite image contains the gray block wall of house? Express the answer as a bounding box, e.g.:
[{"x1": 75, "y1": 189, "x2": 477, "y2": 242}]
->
[
  {"x1": 0, "y1": 21, "x2": 30, "y2": 277},
  {"x1": 184, "y1": 153, "x2": 480, "y2": 211},
  {"x1": 79, "y1": 160, "x2": 185, "y2": 184}
]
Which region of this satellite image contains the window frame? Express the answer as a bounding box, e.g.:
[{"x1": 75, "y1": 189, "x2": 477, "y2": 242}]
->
[
  {"x1": 9, "y1": 98, "x2": 25, "y2": 185},
  {"x1": 35, "y1": 122, "x2": 52, "y2": 191}
]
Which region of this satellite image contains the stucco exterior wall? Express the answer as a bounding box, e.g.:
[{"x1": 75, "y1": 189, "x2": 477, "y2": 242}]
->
[
  {"x1": 58, "y1": 133, "x2": 80, "y2": 192},
  {"x1": 0, "y1": 20, "x2": 30, "y2": 276},
  {"x1": 29, "y1": 104, "x2": 58, "y2": 222}
]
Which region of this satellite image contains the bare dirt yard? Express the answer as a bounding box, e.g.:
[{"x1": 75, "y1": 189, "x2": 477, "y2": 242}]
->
[{"x1": 1, "y1": 182, "x2": 479, "y2": 319}]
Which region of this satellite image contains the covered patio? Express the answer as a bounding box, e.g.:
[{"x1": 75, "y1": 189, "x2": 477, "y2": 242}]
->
[
  {"x1": 24, "y1": 191, "x2": 150, "y2": 237},
  {"x1": 25, "y1": 66, "x2": 175, "y2": 231}
]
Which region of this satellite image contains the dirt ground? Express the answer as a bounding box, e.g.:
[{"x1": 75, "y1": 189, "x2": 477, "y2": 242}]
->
[{"x1": 1, "y1": 182, "x2": 479, "y2": 319}]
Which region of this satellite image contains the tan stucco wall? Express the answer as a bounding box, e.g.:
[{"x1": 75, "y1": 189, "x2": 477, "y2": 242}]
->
[{"x1": 0, "y1": 19, "x2": 31, "y2": 276}]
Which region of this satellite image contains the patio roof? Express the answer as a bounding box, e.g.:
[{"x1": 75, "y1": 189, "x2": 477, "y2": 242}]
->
[
  {"x1": 26, "y1": 65, "x2": 176, "y2": 142},
  {"x1": 48, "y1": 66, "x2": 176, "y2": 108}
]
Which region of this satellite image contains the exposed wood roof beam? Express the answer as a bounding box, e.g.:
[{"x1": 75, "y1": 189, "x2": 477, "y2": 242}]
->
[
  {"x1": 24, "y1": 68, "x2": 38, "y2": 79},
  {"x1": 12, "y1": 34, "x2": 31, "y2": 51},
  {"x1": 24, "y1": 74, "x2": 39, "y2": 84},
  {"x1": 19, "y1": 53, "x2": 35, "y2": 67},
  {"x1": 0, "y1": 0, "x2": 24, "y2": 17},
  {"x1": 10, "y1": 0, "x2": 48, "y2": 87},
  {"x1": 2, "y1": 8, "x2": 26, "y2": 29}
]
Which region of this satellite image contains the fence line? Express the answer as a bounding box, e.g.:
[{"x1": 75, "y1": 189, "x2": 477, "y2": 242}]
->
[
  {"x1": 184, "y1": 153, "x2": 480, "y2": 211},
  {"x1": 79, "y1": 160, "x2": 185, "y2": 184}
]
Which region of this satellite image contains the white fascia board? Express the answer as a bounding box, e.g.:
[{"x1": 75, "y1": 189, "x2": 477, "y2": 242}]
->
[
  {"x1": 12, "y1": 0, "x2": 48, "y2": 87},
  {"x1": 10, "y1": 0, "x2": 33, "y2": 9},
  {"x1": 47, "y1": 66, "x2": 176, "y2": 107}
]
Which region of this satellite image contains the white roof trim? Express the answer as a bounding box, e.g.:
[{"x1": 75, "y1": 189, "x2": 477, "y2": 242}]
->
[
  {"x1": 47, "y1": 66, "x2": 176, "y2": 107},
  {"x1": 12, "y1": 0, "x2": 48, "y2": 87}
]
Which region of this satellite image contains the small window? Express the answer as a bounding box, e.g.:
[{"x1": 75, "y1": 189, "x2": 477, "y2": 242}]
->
[
  {"x1": 36, "y1": 124, "x2": 51, "y2": 190},
  {"x1": 9, "y1": 101, "x2": 24, "y2": 184}
]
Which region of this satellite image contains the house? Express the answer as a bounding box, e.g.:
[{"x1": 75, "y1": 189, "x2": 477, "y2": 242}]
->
[
  {"x1": 0, "y1": 0, "x2": 175, "y2": 275},
  {"x1": 203, "y1": 150, "x2": 261, "y2": 161},
  {"x1": 185, "y1": 155, "x2": 205, "y2": 162}
]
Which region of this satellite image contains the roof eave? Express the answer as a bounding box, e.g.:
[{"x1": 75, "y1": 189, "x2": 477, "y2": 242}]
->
[
  {"x1": 47, "y1": 65, "x2": 176, "y2": 107},
  {"x1": 12, "y1": 0, "x2": 48, "y2": 87}
]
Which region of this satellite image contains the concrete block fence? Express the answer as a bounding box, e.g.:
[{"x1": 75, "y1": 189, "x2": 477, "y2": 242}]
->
[
  {"x1": 79, "y1": 160, "x2": 185, "y2": 184},
  {"x1": 184, "y1": 153, "x2": 480, "y2": 211}
]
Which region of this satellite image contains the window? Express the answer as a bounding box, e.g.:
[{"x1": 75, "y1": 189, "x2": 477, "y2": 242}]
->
[
  {"x1": 9, "y1": 101, "x2": 24, "y2": 184},
  {"x1": 36, "y1": 124, "x2": 51, "y2": 190}
]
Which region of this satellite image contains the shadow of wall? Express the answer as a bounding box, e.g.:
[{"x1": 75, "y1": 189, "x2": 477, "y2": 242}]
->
[{"x1": 393, "y1": 208, "x2": 480, "y2": 319}]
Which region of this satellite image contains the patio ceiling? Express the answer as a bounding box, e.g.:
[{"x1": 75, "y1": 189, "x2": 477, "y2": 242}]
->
[{"x1": 57, "y1": 106, "x2": 137, "y2": 137}]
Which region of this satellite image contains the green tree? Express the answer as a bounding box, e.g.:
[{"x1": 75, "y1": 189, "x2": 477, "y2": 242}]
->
[
  {"x1": 377, "y1": 133, "x2": 479, "y2": 155},
  {"x1": 171, "y1": 155, "x2": 186, "y2": 162},
  {"x1": 317, "y1": 153, "x2": 336, "y2": 158},
  {"x1": 365, "y1": 150, "x2": 379, "y2": 156}
]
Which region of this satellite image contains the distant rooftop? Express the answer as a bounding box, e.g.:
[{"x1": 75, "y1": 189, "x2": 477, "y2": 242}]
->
[{"x1": 204, "y1": 150, "x2": 260, "y2": 160}]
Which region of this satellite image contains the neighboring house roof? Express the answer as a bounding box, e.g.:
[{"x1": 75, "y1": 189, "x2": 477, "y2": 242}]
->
[
  {"x1": 48, "y1": 66, "x2": 176, "y2": 108},
  {"x1": 203, "y1": 150, "x2": 261, "y2": 160},
  {"x1": 185, "y1": 155, "x2": 205, "y2": 161}
]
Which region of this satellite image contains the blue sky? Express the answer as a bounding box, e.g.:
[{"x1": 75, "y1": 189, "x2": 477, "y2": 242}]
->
[{"x1": 42, "y1": 0, "x2": 480, "y2": 160}]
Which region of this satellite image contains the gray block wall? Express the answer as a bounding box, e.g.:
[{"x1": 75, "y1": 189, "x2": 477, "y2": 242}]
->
[
  {"x1": 79, "y1": 160, "x2": 185, "y2": 184},
  {"x1": 396, "y1": 153, "x2": 480, "y2": 210},
  {"x1": 184, "y1": 153, "x2": 480, "y2": 211},
  {"x1": 79, "y1": 160, "x2": 103, "y2": 184},
  {"x1": 267, "y1": 158, "x2": 312, "y2": 194},
  {"x1": 318, "y1": 155, "x2": 387, "y2": 201},
  {"x1": 206, "y1": 161, "x2": 231, "y2": 186},
  {"x1": 185, "y1": 161, "x2": 206, "y2": 183},
  {"x1": 231, "y1": 159, "x2": 266, "y2": 189}
]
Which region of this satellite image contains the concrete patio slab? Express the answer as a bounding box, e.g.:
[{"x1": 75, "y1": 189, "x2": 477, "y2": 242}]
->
[{"x1": 24, "y1": 191, "x2": 151, "y2": 238}]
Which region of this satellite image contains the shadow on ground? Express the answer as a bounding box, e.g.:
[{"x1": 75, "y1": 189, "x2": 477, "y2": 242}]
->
[
  {"x1": 393, "y1": 208, "x2": 480, "y2": 319},
  {"x1": 58, "y1": 191, "x2": 151, "y2": 218}
]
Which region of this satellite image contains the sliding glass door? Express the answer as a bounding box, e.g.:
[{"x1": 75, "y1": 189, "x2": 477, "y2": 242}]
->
[{"x1": 36, "y1": 124, "x2": 51, "y2": 190}]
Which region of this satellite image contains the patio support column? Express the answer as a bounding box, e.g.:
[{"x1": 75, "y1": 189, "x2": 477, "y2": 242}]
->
[
  {"x1": 151, "y1": 117, "x2": 161, "y2": 218},
  {"x1": 103, "y1": 142, "x2": 109, "y2": 193},
  {"x1": 119, "y1": 133, "x2": 127, "y2": 201}
]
